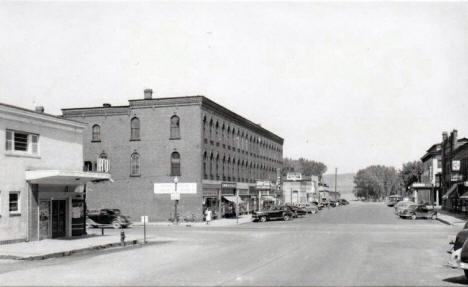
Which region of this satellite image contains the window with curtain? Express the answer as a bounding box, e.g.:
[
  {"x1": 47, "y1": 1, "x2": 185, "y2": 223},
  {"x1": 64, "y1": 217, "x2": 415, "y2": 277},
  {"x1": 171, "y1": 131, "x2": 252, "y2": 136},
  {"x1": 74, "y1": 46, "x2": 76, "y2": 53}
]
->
[
  {"x1": 92, "y1": 125, "x2": 101, "y2": 142},
  {"x1": 130, "y1": 153, "x2": 140, "y2": 176},
  {"x1": 171, "y1": 152, "x2": 181, "y2": 176},
  {"x1": 170, "y1": 115, "x2": 180, "y2": 139},
  {"x1": 130, "y1": 117, "x2": 140, "y2": 140}
]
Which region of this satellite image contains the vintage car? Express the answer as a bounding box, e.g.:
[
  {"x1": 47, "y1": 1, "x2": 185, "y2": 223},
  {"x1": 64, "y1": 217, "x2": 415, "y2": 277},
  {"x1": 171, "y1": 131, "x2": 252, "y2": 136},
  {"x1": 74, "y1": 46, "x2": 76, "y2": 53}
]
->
[
  {"x1": 87, "y1": 209, "x2": 132, "y2": 229},
  {"x1": 399, "y1": 204, "x2": 437, "y2": 220},
  {"x1": 387, "y1": 195, "x2": 403, "y2": 207},
  {"x1": 252, "y1": 206, "x2": 295, "y2": 222},
  {"x1": 394, "y1": 201, "x2": 415, "y2": 215},
  {"x1": 338, "y1": 199, "x2": 349, "y2": 205},
  {"x1": 283, "y1": 205, "x2": 308, "y2": 218},
  {"x1": 298, "y1": 203, "x2": 319, "y2": 214}
]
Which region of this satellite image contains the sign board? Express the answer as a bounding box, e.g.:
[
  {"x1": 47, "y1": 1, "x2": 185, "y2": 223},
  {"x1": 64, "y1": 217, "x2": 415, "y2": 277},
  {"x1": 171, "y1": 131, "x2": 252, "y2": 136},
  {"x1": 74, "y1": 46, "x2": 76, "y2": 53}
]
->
[
  {"x1": 286, "y1": 172, "x2": 302, "y2": 181},
  {"x1": 221, "y1": 182, "x2": 237, "y2": 189},
  {"x1": 465, "y1": 181, "x2": 468, "y2": 187},
  {"x1": 154, "y1": 183, "x2": 175, "y2": 194},
  {"x1": 170, "y1": 192, "x2": 180, "y2": 201},
  {"x1": 176, "y1": 183, "x2": 197, "y2": 194},
  {"x1": 411, "y1": 183, "x2": 426, "y2": 188},
  {"x1": 453, "y1": 160, "x2": 461, "y2": 171},
  {"x1": 256, "y1": 180, "x2": 272, "y2": 190},
  {"x1": 451, "y1": 174, "x2": 463, "y2": 182}
]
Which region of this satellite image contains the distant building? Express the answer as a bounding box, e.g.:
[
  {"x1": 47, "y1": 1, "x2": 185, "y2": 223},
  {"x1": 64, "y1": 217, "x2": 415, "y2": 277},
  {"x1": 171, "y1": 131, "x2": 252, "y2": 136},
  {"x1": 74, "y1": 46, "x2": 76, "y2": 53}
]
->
[
  {"x1": 62, "y1": 90, "x2": 284, "y2": 221},
  {"x1": 0, "y1": 103, "x2": 109, "y2": 243},
  {"x1": 281, "y1": 173, "x2": 319, "y2": 204},
  {"x1": 441, "y1": 130, "x2": 468, "y2": 211},
  {"x1": 415, "y1": 143, "x2": 442, "y2": 205}
]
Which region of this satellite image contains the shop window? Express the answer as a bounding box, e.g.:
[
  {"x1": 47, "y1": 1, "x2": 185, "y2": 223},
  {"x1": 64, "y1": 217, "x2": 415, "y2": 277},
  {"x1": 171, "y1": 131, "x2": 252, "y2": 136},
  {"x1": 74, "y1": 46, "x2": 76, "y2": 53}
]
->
[
  {"x1": 92, "y1": 125, "x2": 101, "y2": 142},
  {"x1": 130, "y1": 153, "x2": 141, "y2": 176},
  {"x1": 171, "y1": 152, "x2": 181, "y2": 176},
  {"x1": 130, "y1": 117, "x2": 140, "y2": 140},
  {"x1": 9, "y1": 192, "x2": 20, "y2": 214},
  {"x1": 5, "y1": 130, "x2": 39, "y2": 155},
  {"x1": 170, "y1": 115, "x2": 180, "y2": 139}
]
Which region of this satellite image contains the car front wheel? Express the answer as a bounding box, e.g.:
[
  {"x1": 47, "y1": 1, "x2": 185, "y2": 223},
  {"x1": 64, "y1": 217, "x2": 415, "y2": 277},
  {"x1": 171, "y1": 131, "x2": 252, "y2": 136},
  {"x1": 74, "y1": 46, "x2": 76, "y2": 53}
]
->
[
  {"x1": 431, "y1": 214, "x2": 437, "y2": 220},
  {"x1": 112, "y1": 220, "x2": 122, "y2": 229},
  {"x1": 283, "y1": 214, "x2": 290, "y2": 221},
  {"x1": 411, "y1": 214, "x2": 416, "y2": 220},
  {"x1": 260, "y1": 216, "x2": 267, "y2": 223}
]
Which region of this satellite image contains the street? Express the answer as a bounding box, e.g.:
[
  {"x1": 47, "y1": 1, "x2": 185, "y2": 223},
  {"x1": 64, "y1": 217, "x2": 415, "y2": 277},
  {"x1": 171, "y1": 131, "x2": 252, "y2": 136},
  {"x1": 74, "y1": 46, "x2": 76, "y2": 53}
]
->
[{"x1": 0, "y1": 202, "x2": 465, "y2": 286}]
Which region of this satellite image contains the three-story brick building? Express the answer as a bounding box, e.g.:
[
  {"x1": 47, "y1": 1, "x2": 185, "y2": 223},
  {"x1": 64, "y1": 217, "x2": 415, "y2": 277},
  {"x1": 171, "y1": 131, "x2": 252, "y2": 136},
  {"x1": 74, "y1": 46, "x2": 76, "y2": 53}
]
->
[{"x1": 62, "y1": 90, "x2": 283, "y2": 221}]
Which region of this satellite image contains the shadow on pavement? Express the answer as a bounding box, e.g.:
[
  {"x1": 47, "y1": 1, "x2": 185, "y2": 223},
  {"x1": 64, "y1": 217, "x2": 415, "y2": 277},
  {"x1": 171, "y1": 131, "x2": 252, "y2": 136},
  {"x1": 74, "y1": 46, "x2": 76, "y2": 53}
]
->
[{"x1": 443, "y1": 275, "x2": 468, "y2": 285}]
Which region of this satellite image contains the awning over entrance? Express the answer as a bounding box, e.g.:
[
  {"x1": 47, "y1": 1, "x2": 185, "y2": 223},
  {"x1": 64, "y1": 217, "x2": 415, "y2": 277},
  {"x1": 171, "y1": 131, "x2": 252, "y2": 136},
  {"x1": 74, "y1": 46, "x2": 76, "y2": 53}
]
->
[
  {"x1": 25, "y1": 170, "x2": 111, "y2": 185},
  {"x1": 460, "y1": 191, "x2": 468, "y2": 200},
  {"x1": 262, "y1": 195, "x2": 276, "y2": 202},
  {"x1": 442, "y1": 184, "x2": 458, "y2": 199},
  {"x1": 223, "y1": 195, "x2": 244, "y2": 204}
]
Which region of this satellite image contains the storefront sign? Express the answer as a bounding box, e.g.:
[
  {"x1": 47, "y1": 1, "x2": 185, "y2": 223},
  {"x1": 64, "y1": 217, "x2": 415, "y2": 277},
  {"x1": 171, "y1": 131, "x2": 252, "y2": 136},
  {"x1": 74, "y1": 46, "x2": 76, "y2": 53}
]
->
[
  {"x1": 451, "y1": 174, "x2": 463, "y2": 182},
  {"x1": 286, "y1": 172, "x2": 302, "y2": 181},
  {"x1": 453, "y1": 160, "x2": 461, "y2": 171},
  {"x1": 256, "y1": 181, "x2": 272, "y2": 189},
  {"x1": 221, "y1": 182, "x2": 237, "y2": 189}
]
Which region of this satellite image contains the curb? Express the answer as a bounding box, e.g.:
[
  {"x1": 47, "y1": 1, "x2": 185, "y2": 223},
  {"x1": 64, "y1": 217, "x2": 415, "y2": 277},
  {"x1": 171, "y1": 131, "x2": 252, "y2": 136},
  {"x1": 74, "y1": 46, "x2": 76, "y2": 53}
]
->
[
  {"x1": 437, "y1": 217, "x2": 453, "y2": 226},
  {"x1": 0, "y1": 239, "x2": 146, "y2": 261}
]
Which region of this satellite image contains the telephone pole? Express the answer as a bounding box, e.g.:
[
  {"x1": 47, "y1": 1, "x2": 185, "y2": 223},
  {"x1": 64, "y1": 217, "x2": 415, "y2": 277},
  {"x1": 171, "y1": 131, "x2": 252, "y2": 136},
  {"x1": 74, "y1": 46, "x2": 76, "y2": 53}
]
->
[{"x1": 335, "y1": 168, "x2": 337, "y2": 194}]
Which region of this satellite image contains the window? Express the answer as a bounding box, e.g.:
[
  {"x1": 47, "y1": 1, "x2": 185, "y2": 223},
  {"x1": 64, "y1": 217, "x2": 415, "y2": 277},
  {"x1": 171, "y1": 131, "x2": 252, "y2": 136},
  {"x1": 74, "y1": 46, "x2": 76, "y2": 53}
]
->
[
  {"x1": 84, "y1": 161, "x2": 93, "y2": 171},
  {"x1": 92, "y1": 125, "x2": 101, "y2": 142},
  {"x1": 9, "y1": 192, "x2": 20, "y2": 214},
  {"x1": 5, "y1": 130, "x2": 39, "y2": 155},
  {"x1": 203, "y1": 152, "x2": 207, "y2": 179},
  {"x1": 170, "y1": 116, "x2": 180, "y2": 139},
  {"x1": 130, "y1": 117, "x2": 140, "y2": 140},
  {"x1": 171, "y1": 152, "x2": 181, "y2": 176},
  {"x1": 130, "y1": 153, "x2": 141, "y2": 176}
]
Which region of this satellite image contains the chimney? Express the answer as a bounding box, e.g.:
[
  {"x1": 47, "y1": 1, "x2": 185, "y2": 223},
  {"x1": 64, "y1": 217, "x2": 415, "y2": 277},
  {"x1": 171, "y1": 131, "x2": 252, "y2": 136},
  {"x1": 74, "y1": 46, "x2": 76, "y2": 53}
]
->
[
  {"x1": 453, "y1": 129, "x2": 458, "y2": 149},
  {"x1": 144, "y1": 88, "x2": 153, "y2": 99},
  {"x1": 35, "y1": 106, "x2": 45, "y2": 113},
  {"x1": 442, "y1": 132, "x2": 448, "y2": 142},
  {"x1": 103, "y1": 103, "x2": 111, "y2": 108}
]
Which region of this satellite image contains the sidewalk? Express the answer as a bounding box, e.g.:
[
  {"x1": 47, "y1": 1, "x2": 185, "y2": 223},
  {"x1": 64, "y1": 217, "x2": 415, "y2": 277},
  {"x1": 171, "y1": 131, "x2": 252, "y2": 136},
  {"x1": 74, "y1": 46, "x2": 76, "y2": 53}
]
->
[
  {"x1": 133, "y1": 214, "x2": 253, "y2": 227},
  {"x1": 0, "y1": 232, "x2": 163, "y2": 261},
  {"x1": 437, "y1": 209, "x2": 467, "y2": 227}
]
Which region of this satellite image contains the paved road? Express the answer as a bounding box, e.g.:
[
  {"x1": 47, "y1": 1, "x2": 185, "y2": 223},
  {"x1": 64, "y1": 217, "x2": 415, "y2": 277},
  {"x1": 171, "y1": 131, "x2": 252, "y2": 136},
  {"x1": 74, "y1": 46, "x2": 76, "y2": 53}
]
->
[{"x1": 0, "y1": 202, "x2": 466, "y2": 286}]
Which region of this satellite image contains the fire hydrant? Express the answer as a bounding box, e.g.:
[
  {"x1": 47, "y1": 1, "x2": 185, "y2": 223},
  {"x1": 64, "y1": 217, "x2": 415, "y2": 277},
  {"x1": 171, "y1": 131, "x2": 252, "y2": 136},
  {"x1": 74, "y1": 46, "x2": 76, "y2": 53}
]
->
[{"x1": 120, "y1": 229, "x2": 126, "y2": 246}]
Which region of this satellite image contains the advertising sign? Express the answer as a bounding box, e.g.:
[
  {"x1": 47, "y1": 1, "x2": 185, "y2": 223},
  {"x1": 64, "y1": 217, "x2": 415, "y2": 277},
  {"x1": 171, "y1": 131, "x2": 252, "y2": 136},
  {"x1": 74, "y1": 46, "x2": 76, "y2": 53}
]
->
[
  {"x1": 286, "y1": 172, "x2": 302, "y2": 181},
  {"x1": 453, "y1": 160, "x2": 461, "y2": 171},
  {"x1": 221, "y1": 182, "x2": 237, "y2": 189},
  {"x1": 256, "y1": 181, "x2": 272, "y2": 189}
]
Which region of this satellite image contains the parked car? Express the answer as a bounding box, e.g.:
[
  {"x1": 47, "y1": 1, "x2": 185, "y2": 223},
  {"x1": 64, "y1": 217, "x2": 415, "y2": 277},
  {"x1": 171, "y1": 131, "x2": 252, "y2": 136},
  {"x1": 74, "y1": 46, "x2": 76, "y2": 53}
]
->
[
  {"x1": 387, "y1": 195, "x2": 403, "y2": 207},
  {"x1": 252, "y1": 206, "x2": 294, "y2": 222},
  {"x1": 338, "y1": 199, "x2": 349, "y2": 205},
  {"x1": 87, "y1": 209, "x2": 132, "y2": 229},
  {"x1": 399, "y1": 204, "x2": 437, "y2": 220},
  {"x1": 284, "y1": 205, "x2": 308, "y2": 217},
  {"x1": 329, "y1": 200, "x2": 337, "y2": 207},
  {"x1": 448, "y1": 230, "x2": 468, "y2": 269},
  {"x1": 298, "y1": 203, "x2": 319, "y2": 214},
  {"x1": 312, "y1": 201, "x2": 324, "y2": 210},
  {"x1": 394, "y1": 201, "x2": 413, "y2": 215}
]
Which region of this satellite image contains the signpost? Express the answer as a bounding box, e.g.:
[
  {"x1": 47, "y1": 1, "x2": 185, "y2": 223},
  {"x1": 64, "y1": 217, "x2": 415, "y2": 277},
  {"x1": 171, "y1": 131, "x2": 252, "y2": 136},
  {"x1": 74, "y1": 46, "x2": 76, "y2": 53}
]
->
[{"x1": 154, "y1": 180, "x2": 197, "y2": 224}]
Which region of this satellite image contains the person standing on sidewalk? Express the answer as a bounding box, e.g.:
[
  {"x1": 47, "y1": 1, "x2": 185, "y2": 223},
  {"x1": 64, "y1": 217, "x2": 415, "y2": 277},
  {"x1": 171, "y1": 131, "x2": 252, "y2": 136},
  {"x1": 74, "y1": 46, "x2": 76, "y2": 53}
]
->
[{"x1": 205, "y1": 208, "x2": 212, "y2": 225}]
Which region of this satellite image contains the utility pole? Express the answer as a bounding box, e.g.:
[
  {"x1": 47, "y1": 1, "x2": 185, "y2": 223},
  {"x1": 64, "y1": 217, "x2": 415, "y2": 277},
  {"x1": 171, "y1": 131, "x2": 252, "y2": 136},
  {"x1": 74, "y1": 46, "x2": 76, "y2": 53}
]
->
[{"x1": 335, "y1": 168, "x2": 337, "y2": 194}]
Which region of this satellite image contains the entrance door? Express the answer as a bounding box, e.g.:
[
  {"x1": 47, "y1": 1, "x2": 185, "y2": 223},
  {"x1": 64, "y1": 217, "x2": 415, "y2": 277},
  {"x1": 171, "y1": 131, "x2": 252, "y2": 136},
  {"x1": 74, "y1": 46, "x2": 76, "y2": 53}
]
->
[
  {"x1": 52, "y1": 200, "x2": 66, "y2": 238},
  {"x1": 39, "y1": 201, "x2": 50, "y2": 240}
]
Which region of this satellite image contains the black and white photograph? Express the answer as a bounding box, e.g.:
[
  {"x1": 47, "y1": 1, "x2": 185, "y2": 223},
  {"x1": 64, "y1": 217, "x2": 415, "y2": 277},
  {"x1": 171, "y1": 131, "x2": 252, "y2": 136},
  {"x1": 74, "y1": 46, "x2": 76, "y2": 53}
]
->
[{"x1": 1, "y1": 1, "x2": 468, "y2": 286}]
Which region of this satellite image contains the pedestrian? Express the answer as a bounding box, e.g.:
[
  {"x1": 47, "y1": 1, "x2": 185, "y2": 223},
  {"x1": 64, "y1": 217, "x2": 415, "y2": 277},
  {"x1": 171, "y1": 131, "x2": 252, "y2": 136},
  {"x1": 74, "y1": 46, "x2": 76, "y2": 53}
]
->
[{"x1": 205, "y1": 208, "x2": 212, "y2": 225}]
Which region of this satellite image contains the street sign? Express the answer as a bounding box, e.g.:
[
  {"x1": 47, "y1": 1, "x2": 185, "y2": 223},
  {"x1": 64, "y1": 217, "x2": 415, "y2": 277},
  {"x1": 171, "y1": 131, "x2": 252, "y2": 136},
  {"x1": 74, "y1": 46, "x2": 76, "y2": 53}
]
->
[
  {"x1": 170, "y1": 192, "x2": 180, "y2": 201},
  {"x1": 154, "y1": 183, "x2": 175, "y2": 194},
  {"x1": 176, "y1": 183, "x2": 197, "y2": 194}
]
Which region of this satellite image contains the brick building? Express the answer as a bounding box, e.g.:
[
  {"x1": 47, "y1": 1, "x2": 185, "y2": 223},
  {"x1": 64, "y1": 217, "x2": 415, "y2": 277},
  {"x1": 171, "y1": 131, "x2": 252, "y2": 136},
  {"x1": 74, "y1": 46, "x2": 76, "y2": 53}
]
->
[
  {"x1": 62, "y1": 90, "x2": 284, "y2": 221},
  {"x1": 441, "y1": 130, "x2": 468, "y2": 211},
  {"x1": 414, "y1": 143, "x2": 442, "y2": 205}
]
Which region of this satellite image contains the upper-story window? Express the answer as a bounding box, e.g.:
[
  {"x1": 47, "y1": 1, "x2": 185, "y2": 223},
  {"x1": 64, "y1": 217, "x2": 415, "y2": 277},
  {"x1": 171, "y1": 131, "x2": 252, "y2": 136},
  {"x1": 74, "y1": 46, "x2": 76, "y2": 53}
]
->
[
  {"x1": 170, "y1": 115, "x2": 180, "y2": 139},
  {"x1": 130, "y1": 152, "x2": 141, "y2": 176},
  {"x1": 130, "y1": 117, "x2": 140, "y2": 140},
  {"x1": 92, "y1": 125, "x2": 101, "y2": 142},
  {"x1": 171, "y1": 152, "x2": 181, "y2": 176},
  {"x1": 5, "y1": 130, "x2": 39, "y2": 155}
]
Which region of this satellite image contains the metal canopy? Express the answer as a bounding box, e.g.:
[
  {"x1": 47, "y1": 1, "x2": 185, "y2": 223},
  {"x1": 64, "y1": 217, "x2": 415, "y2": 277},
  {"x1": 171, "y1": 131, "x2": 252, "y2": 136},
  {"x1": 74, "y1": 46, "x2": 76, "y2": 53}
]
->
[
  {"x1": 442, "y1": 184, "x2": 458, "y2": 199},
  {"x1": 223, "y1": 195, "x2": 244, "y2": 204},
  {"x1": 25, "y1": 170, "x2": 111, "y2": 185}
]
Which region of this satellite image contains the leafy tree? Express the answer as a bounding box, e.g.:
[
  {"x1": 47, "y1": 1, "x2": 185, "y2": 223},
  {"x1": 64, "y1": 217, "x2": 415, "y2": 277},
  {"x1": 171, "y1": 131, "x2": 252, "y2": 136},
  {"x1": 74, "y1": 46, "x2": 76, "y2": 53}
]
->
[
  {"x1": 353, "y1": 165, "x2": 401, "y2": 200},
  {"x1": 400, "y1": 161, "x2": 424, "y2": 189},
  {"x1": 281, "y1": 157, "x2": 327, "y2": 179}
]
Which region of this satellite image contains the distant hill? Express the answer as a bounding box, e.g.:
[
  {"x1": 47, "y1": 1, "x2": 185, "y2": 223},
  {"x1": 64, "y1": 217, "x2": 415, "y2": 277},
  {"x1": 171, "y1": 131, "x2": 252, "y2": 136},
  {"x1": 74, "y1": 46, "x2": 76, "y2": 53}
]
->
[{"x1": 321, "y1": 173, "x2": 356, "y2": 200}]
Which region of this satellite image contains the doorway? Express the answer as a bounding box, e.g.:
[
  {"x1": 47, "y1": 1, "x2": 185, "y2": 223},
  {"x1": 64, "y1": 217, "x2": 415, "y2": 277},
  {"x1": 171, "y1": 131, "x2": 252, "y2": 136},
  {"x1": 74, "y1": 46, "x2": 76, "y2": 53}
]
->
[{"x1": 51, "y1": 200, "x2": 66, "y2": 238}]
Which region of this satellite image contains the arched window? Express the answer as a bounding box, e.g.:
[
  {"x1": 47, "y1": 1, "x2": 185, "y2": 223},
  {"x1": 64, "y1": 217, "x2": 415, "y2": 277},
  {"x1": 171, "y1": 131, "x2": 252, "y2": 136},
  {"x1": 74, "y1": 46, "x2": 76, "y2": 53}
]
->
[
  {"x1": 92, "y1": 124, "x2": 101, "y2": 141},
  {"x1": 170, "y1": 115, "x2": 180, "y2": 139},
  {"x1": 216, "y1": 154, "x2": 220, "y2": 180},
  {"x1": 130, "y1": 117, "x2": 140, "y2": 140},
  {"x1": 203, "y1": 152, "x2": 207, "y2": 179},
  {"x1": 171, "y1": 152, "x2": 181, "y2": 176},
  {"x1": 222, "y1": 155, "x2": 226, "y2": 180},
  {"x1": 130, "y1": 153, "x2": 140, "y2": 176},
  {"x1": 210, "y1": 153, "x2": 214, "y2": 179}
]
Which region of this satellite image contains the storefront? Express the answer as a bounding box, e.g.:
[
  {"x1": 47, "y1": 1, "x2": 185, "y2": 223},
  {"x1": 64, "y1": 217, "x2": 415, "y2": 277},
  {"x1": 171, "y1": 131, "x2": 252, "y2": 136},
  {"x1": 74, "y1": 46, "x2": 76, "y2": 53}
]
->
[
  {"x1": 256, "y1": 181, "x2": 275, "y2": 210},
  {"x1": 26, "y1": 170, "x2": 110, "y2": 240}
]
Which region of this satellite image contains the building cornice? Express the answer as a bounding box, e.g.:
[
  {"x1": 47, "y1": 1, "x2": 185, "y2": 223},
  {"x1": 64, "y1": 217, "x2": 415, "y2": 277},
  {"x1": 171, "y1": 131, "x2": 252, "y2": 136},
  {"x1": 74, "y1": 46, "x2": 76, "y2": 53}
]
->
[{"x1": 1, "y1": 103, "x2": 86, "y2": 131}]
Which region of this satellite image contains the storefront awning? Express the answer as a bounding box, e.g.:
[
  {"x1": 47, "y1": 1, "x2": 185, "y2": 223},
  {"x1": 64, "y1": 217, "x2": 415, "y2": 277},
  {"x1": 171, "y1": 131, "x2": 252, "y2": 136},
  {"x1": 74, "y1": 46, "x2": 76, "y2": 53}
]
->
[
  {"x1": 460, "y1": 192, "x2": 468, "y2": 200},
  {"x1": 262, "y1": 195, "x2": 276, "y2": 202},
  {"x1": 223, "y1": 195, "x2": 244, "y2": 204},
  {"x1": 442, "y1": 184, "x2": 458, "y2": 199},
  {"x1": 25, "y1": 170, "x2": 111, "y2": 185}
]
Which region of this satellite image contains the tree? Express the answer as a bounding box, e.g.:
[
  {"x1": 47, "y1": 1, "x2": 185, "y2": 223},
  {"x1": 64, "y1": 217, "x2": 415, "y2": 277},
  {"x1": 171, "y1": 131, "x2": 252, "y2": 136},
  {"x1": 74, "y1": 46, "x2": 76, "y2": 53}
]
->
[
  {"x1": 281, "y1": 157, "x2": 327, "y2": 179},
  {"x1": 353, "y1": 165, "x2": 401, "y2": 200},
  {"x1": 400, "y1": 161, "x2": 424, "y2": 190}
]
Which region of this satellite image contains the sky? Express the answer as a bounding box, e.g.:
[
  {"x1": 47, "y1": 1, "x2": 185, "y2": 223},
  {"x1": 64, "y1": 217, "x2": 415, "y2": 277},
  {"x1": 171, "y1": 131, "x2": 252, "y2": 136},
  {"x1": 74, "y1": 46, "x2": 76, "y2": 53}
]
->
[{"x1": 1, "y1": 1, "x2": 468, "y2": 174}]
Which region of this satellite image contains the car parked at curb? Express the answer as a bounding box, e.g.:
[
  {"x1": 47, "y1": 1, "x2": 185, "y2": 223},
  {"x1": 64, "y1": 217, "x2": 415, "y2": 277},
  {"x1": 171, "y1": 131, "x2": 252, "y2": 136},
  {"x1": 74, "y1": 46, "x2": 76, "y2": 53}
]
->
[
  {"x1": 252, "y1": 206, "x2": 295, "y2": 222},
  {"x1": 338, "y1": 199, "x2": 349, "y2": 205},
  {"x1": 399, "y1": 204, "x2": 437, "y2": 220},
  {"x1": 283, "y1": 205, "x2": 308, "y2": 217},
  {"x1": 298, "y1": 203, "x2": 319, "y2": 214},
  {"x1": 87, "y1": 209, "x2": 132, "y2": 229},
  {"x1": 394, "y1": 201, "x2": 415, "y2": 215}
]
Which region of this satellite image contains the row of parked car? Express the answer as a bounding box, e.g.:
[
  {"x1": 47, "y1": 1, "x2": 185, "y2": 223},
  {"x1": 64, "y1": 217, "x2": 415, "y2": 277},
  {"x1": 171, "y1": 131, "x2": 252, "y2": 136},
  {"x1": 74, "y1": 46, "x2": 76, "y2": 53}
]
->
[
  {"x1": 448, "y1": 221, "x2": 468, "y2": 278},
  {"x1": 252, "y1": 199, "x2": 349, "y2": 222}
]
